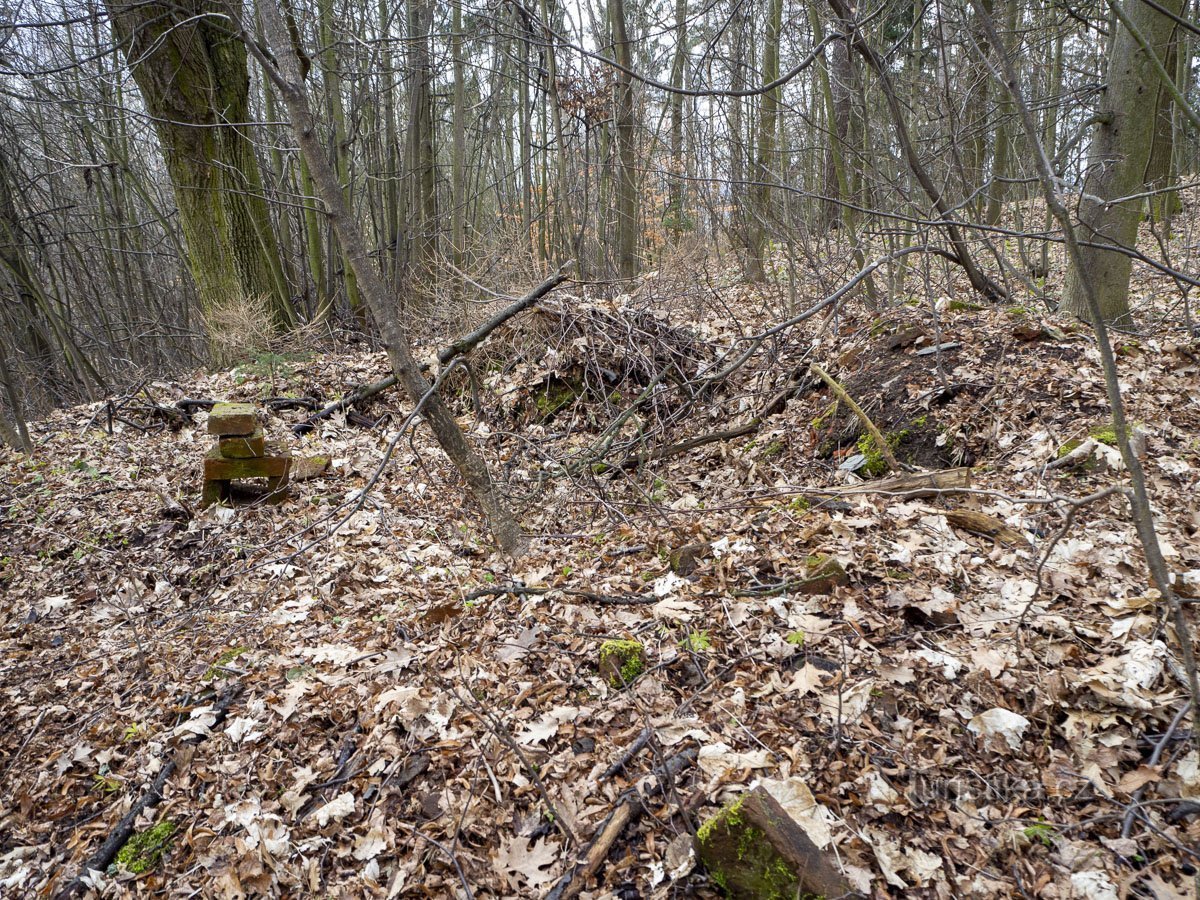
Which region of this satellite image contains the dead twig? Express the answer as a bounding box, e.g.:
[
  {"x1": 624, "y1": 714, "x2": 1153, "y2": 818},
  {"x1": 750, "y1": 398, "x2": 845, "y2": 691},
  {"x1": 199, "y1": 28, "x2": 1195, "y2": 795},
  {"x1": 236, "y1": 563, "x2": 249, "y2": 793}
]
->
[{"x1": 544, "y1": 748, "x2": 697, "y2": 900}]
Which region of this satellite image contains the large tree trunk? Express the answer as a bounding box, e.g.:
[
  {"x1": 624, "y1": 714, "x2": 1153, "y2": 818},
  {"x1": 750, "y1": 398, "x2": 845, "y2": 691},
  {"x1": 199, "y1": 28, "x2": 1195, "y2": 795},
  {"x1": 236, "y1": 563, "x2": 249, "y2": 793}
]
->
[
  {"x1": 104, "y1": 0, "x2": 294, "y2": 329},
  {"x1": 609, "y1": 0, "x2": 639, "y2": 280},
  {"x1": 1061, "y1": 0, "x2": 1183, "y2": 323},
  {"x1": 747, "y1": 0, "x2": 783, "y2": 281},
  {"x1": 253, "y1": 0, "x2": 527, "y2": 556}
]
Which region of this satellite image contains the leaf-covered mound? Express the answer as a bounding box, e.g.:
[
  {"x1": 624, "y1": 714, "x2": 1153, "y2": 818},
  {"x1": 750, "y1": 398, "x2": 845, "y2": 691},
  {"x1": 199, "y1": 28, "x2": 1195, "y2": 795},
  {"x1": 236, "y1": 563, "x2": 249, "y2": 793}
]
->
[{"x1": 2, "y1": 294, "x2": 1199, "y2": 897}]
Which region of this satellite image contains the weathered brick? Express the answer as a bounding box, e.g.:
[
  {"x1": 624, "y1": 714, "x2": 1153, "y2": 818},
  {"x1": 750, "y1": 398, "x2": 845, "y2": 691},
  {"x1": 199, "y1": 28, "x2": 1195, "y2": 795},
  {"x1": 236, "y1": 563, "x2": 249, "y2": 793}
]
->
[
  {"x1": 203, "y1": 445, "x2": 290, "y2": 480},
  {"x1": 207, "y1": 402, "x2": 258, "y2": 436},
  {"x1": 219, "y1": 427, "x2": 266, "y2": 458}
]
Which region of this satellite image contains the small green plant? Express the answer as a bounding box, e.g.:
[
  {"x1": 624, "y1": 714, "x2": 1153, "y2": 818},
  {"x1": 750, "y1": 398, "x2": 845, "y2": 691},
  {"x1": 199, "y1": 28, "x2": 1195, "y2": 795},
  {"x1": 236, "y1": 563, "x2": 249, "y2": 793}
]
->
[
  {"x1": 93, "y1": 773, "x2": 122, "y2": 793},
  {"x1": 122, "y1": 722, "x2": 147, "y2": 742},
  {"x1": 70, "y1": 459, "x2": 101, "y2": 478},
  {"x1": 1022, "y1": 820, "x2": 1058, "y2": 848},
  {"x1": 204, "y1": 646, "x2": 249, "y2": 680},
  {"x1": 784, "y1": 631, "x2": 805, "y2": 646},
  {"x1": 650, "y1": 477, "x2": 668, "y2": 502},
  {"x1": 681, "y1": 629, "x2": 712, "y2": 653}
]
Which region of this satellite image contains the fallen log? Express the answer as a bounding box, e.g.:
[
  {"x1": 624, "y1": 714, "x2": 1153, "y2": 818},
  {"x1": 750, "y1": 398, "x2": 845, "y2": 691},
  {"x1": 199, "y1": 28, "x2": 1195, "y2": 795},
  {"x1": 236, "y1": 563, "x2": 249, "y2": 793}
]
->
[
  {"x1": 292, "y1": 374, "x2": 398, "y2": 435},
  {"x1": 816, "y1": 466, "x2": 972, "y2": 498},
  {"x1": 944, "y1": 508, "x2": 1029, "y2": 547},
  {"x1": 545, "y1": 748, "x2": 697, "y2": 900}
]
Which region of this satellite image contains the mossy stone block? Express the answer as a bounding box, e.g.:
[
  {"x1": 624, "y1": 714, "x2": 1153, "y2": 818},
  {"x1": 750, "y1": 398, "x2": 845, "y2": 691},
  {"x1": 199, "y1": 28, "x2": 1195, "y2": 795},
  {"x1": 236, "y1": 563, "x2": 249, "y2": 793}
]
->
[
  {"x1": 203, "y1": 445, "x2": 290, "y2": 480},
  {"x1": 208, "y1": 402, "x2": 258, "y2": 436},
  {"x1": 219, "y1": 427, "x2": 266, "y2": 458},
  {"x1": 599, "y1": 639, "x2": 646, "y2": 688},
  {"x1": 697, "y1": 787, "x2": 857, "y2": 899}
]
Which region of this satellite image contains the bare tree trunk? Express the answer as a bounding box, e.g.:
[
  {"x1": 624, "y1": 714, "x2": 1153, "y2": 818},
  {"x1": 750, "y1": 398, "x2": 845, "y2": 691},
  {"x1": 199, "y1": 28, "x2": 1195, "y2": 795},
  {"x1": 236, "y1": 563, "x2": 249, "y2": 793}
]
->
[
  {"x1": 827, "y1": 0, "x2": 1004, "y2": 301},
  {"x1": 747, "y1": 0, "x2": 783, "y2": 281},
  {"x1": 609, "y1": 0, "x2": 639, "y2": 280},
  {"x1": 252, "y1": 0, "x2": 527, "y2": 556},
  {"x1": 1061, "y1": 0, "x2": 1184, "y2": 323}
]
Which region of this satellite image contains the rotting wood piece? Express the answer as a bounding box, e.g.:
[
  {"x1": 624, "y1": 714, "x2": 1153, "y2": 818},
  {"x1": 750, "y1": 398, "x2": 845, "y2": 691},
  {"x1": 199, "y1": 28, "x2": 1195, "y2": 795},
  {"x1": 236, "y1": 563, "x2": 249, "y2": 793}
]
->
[
  {"x1": 944, "y1": 508, "x2": 1029, "y2": 547},
  {"x1": 207, "y1": 401, "x2": 258, "y2": 435},
  {"x1": 696, "y1": 786, "x2": 860, "y2": 899},
  {"x1": 734, "y1": 554, "x2": 848, "y2": 598},
  {"x1": 819, "y1": 466, "x2": 972, "y2": 498},
  {"x1": 218, "y1": 426, "x2": 266, "y2": 458}
]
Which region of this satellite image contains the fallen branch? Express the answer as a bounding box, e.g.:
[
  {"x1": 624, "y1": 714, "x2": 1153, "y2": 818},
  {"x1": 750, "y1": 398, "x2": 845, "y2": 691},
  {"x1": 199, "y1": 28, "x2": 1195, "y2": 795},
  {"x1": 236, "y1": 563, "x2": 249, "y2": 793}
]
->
[
  {"x1": 810, "y1": 362, "x2": 902, "y2": 472},
  {"x1": 545, "y1": 748, "x2": 697, "y2": 900},
  {"x1": 292, "y1": 374, "x2": 398, "y2": 435},
  {"x1": 437, "y1": 262, "x2": 572, "y2": 365},
  {"x1": 293, "y1": 267, "x2": 572, "y2": 435},
  {"x1": 599, "y1": 726, "x2": 654, "y2": 781},
  {"x1": 813, "y1": 466, "x2": 972, "y2": 498},
  {"x1": 55, "y1": 685, "x2": 243, "y2": 899}
]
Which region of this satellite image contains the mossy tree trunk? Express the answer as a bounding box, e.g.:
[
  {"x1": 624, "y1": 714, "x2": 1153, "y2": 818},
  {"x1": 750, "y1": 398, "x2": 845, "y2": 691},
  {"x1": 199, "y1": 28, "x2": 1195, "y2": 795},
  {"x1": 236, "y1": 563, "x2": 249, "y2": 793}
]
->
[
  {"x1": 105, "y1": 0, "x2": 294, "y2": 330},
  {"x1": 1061, "y1": 0, "x2": 1183, "y2": 324}
]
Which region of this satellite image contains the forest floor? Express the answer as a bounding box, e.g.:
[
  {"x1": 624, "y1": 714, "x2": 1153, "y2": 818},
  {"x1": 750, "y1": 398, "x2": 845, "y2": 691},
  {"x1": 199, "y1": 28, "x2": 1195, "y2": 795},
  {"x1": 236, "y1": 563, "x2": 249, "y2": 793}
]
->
[{"x1": 2, "y1": 256, "x2": 1200, "y2": 898}]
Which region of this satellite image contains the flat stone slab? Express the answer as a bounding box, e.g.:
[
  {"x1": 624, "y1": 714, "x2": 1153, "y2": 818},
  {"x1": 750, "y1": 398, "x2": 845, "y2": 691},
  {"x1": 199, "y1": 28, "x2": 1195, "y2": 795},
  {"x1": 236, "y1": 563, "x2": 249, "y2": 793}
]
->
[
  {"x1": 208, "y1": 402, "x2": 258, "y2": 436},
  {"x1": 219, "y1": 427, "x2": 266, "y2": 458},
  {"x1": 204, "y1": 445, "x2": 291, "y2": 480}
]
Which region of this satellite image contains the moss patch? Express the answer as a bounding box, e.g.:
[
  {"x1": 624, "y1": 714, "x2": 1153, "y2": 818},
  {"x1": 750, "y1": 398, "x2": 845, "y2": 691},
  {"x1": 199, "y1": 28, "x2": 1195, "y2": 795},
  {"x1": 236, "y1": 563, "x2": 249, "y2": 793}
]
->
[
  {"x1": 205, "y1": 646, "x2": 249, "y2": 680},
  {"x1": 599, "y1": 639, "x2": 645, "y2": 687},
  {"x1": 697, "y1": 796, "x2": 809, "y2": 899},
  {"x1": 114, "y1": 820, "x2": 175, "y2": 875}
]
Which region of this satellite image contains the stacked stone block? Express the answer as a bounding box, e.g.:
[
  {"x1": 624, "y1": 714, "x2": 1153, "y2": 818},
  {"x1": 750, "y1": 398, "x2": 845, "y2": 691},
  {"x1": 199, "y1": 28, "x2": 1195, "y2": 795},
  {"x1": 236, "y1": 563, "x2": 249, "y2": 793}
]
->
[{"x1": 201, "y1": 402, "x2": 291, "y2": 506}]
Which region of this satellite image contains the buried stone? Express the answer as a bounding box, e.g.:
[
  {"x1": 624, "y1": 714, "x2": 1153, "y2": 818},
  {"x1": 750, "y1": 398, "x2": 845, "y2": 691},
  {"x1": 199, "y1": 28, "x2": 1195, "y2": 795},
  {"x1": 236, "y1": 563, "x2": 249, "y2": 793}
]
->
[{"x1": 697, "y1": 787, "x2": 859, "y2": 899}]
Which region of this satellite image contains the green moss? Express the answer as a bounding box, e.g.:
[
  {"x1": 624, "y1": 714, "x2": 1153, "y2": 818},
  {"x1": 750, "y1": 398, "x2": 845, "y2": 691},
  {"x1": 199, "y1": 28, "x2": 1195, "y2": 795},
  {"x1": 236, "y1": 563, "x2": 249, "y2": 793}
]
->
[
  {"x1": 1055, "y1": 438, "x2": 1082, "y2": 459},
  {"x1": 809, "y1": 401, "x2": 838, "y2": 431},
  {"x1": 599, "y1": 639, "x2": 645, "y2": 687},
  {"x1": 761, "y1": 439, "x2": 785, "y2": 459},
  {"x1": 205, "y1": 646, "x2": 249, "y2": 680},
  {"x1": 114, "y1": 820, "x2": 175, "y2": 875},
  {"x1": 856, "y1": 426, "x2": 913, "y2": 477},
  {"x1": 698, "y1": 795, "x2": 818, "y2": 899},
  {"x1": 534, "y1": 378, "x2": 579, "y2": 418},
  {"x1": 946, "y1": 299, "x2": 985, "y2": 312},
  {"x1": 868, "y1": 318, "x2": 893, "y2": 337},
  {"x1": 787, "y1": 496, "x2": 811, "y2": 513},
  {"x1": 1006, "y1": 305, "x2": 1031, "y2": 318}
]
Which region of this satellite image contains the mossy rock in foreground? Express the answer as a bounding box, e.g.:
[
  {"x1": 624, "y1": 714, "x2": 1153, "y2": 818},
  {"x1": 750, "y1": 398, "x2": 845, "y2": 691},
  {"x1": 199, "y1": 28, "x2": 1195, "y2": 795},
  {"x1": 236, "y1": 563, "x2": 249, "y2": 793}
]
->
[
  {"x1": 598, "y1": 639, "x2": 646, "y2": 688},
  {"x1": 697, "y1": 788, "x2": 859, "y2": 899},
  {"x1": 113, "y1": 820, "x2": 176, "y2": 875}
]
